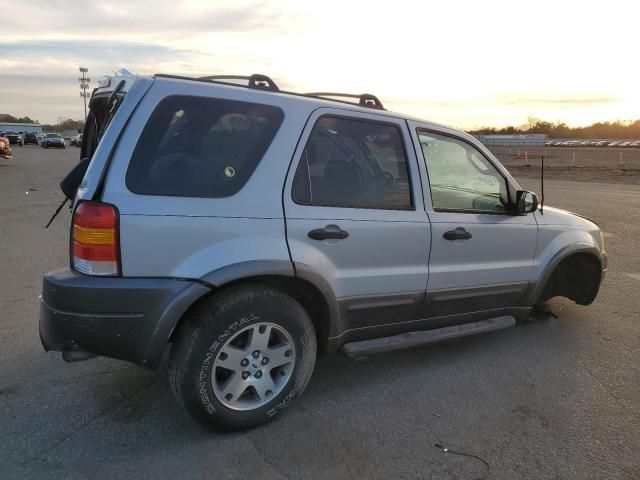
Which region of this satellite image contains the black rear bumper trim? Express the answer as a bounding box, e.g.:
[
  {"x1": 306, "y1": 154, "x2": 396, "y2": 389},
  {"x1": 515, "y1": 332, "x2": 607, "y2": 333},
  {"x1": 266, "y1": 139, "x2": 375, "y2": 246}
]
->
[{"x1": 39, "y1": 268, "x2": 210, "y2": 368}]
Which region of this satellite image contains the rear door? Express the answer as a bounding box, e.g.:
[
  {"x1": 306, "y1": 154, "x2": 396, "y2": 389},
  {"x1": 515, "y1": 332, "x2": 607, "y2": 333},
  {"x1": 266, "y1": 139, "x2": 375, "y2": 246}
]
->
[
  {"x1": 409, "y1": 122, "x2": 538, "y2": 317},
  {"x1": 284, "y1": 108, "x2": 430, "y2": 337}
]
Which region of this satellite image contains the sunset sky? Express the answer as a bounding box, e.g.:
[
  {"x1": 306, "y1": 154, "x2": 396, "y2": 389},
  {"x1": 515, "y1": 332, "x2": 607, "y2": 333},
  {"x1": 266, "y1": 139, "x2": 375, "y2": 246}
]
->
[{"x1": 0, "y1": 0, "x2": 638, "y2": 129}]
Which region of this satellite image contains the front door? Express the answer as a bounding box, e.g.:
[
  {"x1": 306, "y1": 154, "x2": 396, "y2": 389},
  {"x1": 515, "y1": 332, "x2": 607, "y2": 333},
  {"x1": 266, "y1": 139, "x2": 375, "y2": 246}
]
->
[
  {"x1": 284, "y1": 109, "x2": 430, "y2": 337},
  {"x1": 409, "y1": 124, "x2": 538, "y2": 317}
]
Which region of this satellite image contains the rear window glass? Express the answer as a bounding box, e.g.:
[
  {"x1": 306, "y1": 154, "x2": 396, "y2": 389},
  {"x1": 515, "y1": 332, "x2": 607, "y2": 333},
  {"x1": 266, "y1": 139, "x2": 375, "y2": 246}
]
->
[{"x1": 126, "y1": 95, "x2": 284, "y2": 197}]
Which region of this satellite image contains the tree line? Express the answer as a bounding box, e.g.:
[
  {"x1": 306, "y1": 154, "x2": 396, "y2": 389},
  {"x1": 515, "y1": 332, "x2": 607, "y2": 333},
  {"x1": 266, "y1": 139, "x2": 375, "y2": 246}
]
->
[
  {"x1": 0, "y1": 114, "x2": 84, "y2": 133},
  {"x1": 4, "y1": 111, "x2": 639, "y2": 139},
  {"x1": 470, "y1": 117, "x2": 640, "y2": 139}
]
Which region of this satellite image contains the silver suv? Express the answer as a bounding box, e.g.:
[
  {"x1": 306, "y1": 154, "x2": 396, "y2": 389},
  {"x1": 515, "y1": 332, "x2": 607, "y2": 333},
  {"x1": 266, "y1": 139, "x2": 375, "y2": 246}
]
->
[{"x1": 40, "y1": 73, "x2": 607, "y2": 430}]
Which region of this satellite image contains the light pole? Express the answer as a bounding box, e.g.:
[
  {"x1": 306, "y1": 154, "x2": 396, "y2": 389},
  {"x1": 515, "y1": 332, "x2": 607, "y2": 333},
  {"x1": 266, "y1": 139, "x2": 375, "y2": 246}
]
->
[{"x1": 79, "y1": 67, "x2": 90, "y2": 124}]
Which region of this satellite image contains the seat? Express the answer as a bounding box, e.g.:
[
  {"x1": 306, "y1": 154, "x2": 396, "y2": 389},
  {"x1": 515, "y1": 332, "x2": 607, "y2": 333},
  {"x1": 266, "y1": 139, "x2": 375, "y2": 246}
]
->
[{"x1": 317, "y1": 159, "x2": 362, "y2": 205}]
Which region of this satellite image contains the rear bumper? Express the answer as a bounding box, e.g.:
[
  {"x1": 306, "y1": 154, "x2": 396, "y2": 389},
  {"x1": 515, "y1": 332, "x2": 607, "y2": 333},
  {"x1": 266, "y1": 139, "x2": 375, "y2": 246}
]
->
[{"x1": 39, "y1": 268, "x2": 210, "y2": 368}]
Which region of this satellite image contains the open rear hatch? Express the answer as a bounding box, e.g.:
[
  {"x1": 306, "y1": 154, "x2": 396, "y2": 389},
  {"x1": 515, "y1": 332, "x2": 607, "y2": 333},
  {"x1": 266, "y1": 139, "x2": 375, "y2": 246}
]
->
[{"x1": 46, "y1": 78, "x2": 133, "y2": 227}]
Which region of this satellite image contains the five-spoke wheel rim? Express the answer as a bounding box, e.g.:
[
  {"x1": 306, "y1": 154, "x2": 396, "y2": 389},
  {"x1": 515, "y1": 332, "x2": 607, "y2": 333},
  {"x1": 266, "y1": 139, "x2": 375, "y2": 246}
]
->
[{"x1": 211, "y1": 322, "x2": 296, "y2": 411}]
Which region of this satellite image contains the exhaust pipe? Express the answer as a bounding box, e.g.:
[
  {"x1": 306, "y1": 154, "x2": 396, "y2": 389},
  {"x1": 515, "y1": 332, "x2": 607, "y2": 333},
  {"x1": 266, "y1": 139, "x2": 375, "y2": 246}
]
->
[{"x1": 62, "y1": 348, "x2": 99, "y2": 363}]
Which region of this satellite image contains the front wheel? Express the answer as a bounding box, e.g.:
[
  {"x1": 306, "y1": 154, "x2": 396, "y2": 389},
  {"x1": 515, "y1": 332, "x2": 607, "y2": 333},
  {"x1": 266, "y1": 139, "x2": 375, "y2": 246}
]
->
[{"x1": 169, "y1": 285, "x2": 317, "y2": 430}]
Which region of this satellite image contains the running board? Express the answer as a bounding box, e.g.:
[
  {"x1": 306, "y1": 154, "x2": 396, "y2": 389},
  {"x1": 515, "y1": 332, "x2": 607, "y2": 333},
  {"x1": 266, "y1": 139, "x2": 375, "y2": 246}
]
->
[{"x1": 341, "y1": 315, "x2": 516, "y2": 356}]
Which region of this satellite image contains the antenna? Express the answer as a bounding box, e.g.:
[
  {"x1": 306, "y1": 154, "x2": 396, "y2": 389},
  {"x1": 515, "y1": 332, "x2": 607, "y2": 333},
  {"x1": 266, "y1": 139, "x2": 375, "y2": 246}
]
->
[{"x1": 540, "y1": 154, "x2": 544, "y2": 214}]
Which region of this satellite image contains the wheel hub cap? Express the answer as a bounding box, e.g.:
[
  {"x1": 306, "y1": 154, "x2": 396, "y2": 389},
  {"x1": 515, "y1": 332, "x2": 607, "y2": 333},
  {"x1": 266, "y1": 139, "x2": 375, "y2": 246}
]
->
[{"x1": 211, "y1": 322, "x2": 296, "y2": 411}]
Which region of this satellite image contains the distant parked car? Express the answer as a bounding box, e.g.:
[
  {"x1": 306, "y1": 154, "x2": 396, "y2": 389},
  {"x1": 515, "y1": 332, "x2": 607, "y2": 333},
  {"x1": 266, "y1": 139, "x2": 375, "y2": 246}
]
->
[
  {"x1": 70, "y1": 134, "x2": 83, "y2": 147},
  {"x1": 630, "y1": 141, "x2": 640, "y2": 148},
  {"x1": 5, "y1": 132, "x2": 23, "y2": 146},
  {"x1": 608, "y1": 141, "x2": 621, "y2": 147},
  {"x1": 619, "y1": 141, "x2": 632, "y2": 148},
  {"x1": 0, "y1": 134, "x2": 11, "y2": 159},
  {"x1": 41, "y1": 133, "x2": 66, "y2": 149},
  {"x1": 23, "y1": 132, "x2": 39, "y2": 145}
]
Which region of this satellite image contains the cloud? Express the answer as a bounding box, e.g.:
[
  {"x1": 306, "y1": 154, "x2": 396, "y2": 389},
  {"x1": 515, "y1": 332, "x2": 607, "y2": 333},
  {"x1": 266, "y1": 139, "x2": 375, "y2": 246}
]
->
[
  {"x1": 0, "y1": 40, "x2": 218, "y2": 75},
  {"x1": 0, "y1": 40, "x2": 221, "y2": 122},
  {"x1": 2, "y1": 0, "x2": 304, "y2": 41},
  {"x1": 496, "y1": 94, "x2": 625, "y2": 108}
]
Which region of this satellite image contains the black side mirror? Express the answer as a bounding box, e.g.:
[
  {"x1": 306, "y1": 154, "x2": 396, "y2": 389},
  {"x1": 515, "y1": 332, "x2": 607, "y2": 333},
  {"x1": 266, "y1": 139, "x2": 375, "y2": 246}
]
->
[{"x1": 516, "y1": 190, "x2": 539, "y2": 214}]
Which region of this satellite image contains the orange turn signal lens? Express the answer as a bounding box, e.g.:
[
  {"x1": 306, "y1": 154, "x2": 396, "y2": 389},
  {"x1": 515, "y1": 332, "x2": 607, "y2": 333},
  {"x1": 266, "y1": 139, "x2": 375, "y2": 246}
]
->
[{"x1": 73, "y1": 225, "x2": 116, "y2": 245}]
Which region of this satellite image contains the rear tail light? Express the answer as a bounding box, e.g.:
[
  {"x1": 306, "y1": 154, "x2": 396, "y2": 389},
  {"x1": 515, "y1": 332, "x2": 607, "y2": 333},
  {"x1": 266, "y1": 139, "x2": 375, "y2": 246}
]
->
[{"x1": 71, "y1": 202, "x2": 121, "y2": 276}]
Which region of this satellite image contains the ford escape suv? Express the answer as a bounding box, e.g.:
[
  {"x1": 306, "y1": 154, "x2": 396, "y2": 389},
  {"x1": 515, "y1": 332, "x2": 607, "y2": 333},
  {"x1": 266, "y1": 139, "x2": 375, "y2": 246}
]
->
[{"x1": 40, "y1": 72, "x2": 607, "y2": 430}]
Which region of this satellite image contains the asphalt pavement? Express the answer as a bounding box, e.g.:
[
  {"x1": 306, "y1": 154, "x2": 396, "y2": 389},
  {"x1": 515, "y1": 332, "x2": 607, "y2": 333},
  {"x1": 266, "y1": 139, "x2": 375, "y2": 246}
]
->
[{"x1": 1, "y1": 146, "x2": 639, "y2": 479}]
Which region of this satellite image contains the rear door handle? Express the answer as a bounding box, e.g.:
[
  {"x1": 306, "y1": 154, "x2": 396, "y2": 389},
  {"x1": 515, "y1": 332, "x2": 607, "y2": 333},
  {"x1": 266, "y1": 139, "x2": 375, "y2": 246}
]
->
[
  {"x1": 443, "y1": 227, "x2": 472, "y2": 241},
  {"x1": 308, "y1": 225, "x2": 349, "y2": 241}
]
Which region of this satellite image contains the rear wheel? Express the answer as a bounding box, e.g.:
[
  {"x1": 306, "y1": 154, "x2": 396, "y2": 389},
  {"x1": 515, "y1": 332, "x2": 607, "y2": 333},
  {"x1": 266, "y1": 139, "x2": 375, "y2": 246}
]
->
[{"x1": 169, "y1": 285, "x2": 317, "y2": 430}]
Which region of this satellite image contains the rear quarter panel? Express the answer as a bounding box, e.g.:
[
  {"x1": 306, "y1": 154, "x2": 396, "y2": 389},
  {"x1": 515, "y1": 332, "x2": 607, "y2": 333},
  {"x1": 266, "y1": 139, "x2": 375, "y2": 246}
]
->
[{"x1": 101, "y1": 78, "x2": 317, "y2": 279}]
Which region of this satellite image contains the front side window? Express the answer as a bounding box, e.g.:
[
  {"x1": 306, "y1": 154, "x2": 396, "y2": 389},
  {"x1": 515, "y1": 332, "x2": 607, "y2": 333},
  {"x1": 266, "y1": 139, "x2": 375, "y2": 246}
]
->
[
  {"x1": 293, "y1": 116, "x2": 412, "y2": 210},
  {"x1": 126, "y1": 95, "x2": 284, "y2": 197},
  {"x1": 418, "y1": 131, "x2": 509, "y2": 213}
]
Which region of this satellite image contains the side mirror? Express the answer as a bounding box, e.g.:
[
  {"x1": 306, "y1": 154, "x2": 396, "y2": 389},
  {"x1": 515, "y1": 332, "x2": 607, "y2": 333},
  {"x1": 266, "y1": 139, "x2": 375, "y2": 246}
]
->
[{"x1": 516, "y1": 190, "x2": 539, "y2": 214}]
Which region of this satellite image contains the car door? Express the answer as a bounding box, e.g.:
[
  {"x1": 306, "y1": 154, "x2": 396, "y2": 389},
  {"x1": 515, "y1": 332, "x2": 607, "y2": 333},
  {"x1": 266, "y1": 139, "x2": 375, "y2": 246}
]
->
[
  {"x1": 408, "y1": 122, "x2": 538, "y2": 318},
  {"x1": 284, "y1": 108, "x2": 430, "y2": 338}
]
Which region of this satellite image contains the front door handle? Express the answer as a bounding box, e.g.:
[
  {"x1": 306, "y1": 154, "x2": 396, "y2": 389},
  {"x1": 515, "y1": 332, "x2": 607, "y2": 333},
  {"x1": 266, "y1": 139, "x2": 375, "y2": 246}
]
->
[
  {"x1": 443, "y1": 227, "x2": 472, "y2": 241},
  {"x1": 308, "y1": 225, "x2": 349, "y2": 241}
]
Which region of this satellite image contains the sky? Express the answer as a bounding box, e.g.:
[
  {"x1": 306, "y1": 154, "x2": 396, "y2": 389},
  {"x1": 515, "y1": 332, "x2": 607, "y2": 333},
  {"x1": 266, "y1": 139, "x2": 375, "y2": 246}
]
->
[{"x1": 0, "y1": 0, "x2": 638, "y2": 129}]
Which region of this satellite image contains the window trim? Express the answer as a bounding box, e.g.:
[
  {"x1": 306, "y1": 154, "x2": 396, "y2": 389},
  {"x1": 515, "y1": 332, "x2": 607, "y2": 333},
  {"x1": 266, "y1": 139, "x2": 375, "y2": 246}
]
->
[
  {"x1": 291, "y1": 114, "x2": 415, "y2": 211},
  {"x1": 416, "y1": 128, "x2": 515, "y2": 216}
]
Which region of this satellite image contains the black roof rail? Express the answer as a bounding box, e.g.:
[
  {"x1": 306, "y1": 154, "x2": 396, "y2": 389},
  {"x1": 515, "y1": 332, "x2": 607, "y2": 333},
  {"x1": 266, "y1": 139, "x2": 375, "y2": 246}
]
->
[
  {"x1": 197, "y1": 74, "x2": 279, "y2": 92},
  {"x1": 153, "y1": 74, "x2": 386, "y2": 111},
  {"x1": 304, "y1": 92, "x2": 385, "y2": 110}
]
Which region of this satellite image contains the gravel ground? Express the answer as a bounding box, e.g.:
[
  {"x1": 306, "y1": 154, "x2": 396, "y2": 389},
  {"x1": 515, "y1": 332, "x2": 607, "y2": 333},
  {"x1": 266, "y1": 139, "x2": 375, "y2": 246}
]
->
[
  {"x1": 493, "y1": 146, "x2": 640, "y2": 185},
  {"x1": 1, "y1": 146, "x2": 639, "y2": 479}
]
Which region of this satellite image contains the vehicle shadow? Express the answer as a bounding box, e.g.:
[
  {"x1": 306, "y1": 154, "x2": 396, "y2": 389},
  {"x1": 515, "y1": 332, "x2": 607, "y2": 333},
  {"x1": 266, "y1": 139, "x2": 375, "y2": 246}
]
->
[{"x1": 91, "y1": 304, "x2": 560, "y2": 433}]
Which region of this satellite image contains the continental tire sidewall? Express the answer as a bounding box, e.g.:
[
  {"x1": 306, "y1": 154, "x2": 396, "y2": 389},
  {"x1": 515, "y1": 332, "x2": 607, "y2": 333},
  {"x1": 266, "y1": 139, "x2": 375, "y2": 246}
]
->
[{"x1": 176, "y1": 287, "x2": 317, "y2": 430}]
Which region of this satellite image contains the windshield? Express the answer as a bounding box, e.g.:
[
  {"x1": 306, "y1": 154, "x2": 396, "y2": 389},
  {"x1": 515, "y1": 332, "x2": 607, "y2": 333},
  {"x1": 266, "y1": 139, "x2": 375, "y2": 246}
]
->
[{"x1": 47, "y1": 133, "x2": 60, "y2": 138}]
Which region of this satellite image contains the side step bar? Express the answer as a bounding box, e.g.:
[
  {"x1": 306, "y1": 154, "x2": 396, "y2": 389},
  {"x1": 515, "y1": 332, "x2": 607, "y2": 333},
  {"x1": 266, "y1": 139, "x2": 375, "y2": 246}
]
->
[{"x1": 341, "y1": 315, "x2": 516, "y2": 356}]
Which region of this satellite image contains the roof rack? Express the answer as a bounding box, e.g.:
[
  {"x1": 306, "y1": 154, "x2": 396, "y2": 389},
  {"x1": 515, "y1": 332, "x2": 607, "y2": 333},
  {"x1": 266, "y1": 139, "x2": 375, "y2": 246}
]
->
[
  {"x1": 154, "y1": 73, "x2": 385, "y2": 110},
  {"x1": 198, "y1": 74, "x2": 279, "y2": 92},
  {"x1": 304, "y1": 92, "x2": 385, "y2": 110}
]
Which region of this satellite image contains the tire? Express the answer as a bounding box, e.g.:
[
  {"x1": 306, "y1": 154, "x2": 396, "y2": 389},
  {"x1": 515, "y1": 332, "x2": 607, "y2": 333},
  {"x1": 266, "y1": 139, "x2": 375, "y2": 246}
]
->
[{"x1": 169, "y1": 284, "x2": 317, "y2": 431}]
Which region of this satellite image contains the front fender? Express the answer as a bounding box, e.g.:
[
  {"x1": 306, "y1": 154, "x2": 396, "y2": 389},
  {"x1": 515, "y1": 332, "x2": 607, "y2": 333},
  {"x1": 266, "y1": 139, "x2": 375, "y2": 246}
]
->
[{"x1": 524, "y1": 227, "x2": 604, "y2": 305}]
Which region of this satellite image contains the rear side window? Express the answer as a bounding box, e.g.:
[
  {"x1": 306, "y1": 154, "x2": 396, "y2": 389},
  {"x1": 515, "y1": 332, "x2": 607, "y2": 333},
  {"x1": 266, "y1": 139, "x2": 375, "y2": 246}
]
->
[
  {"x1": 126, "y1": 95, "x2": 284, "y2": 197},
  {"x1": 292, "y1": 116, "x2": 413, "y2": 210}
]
